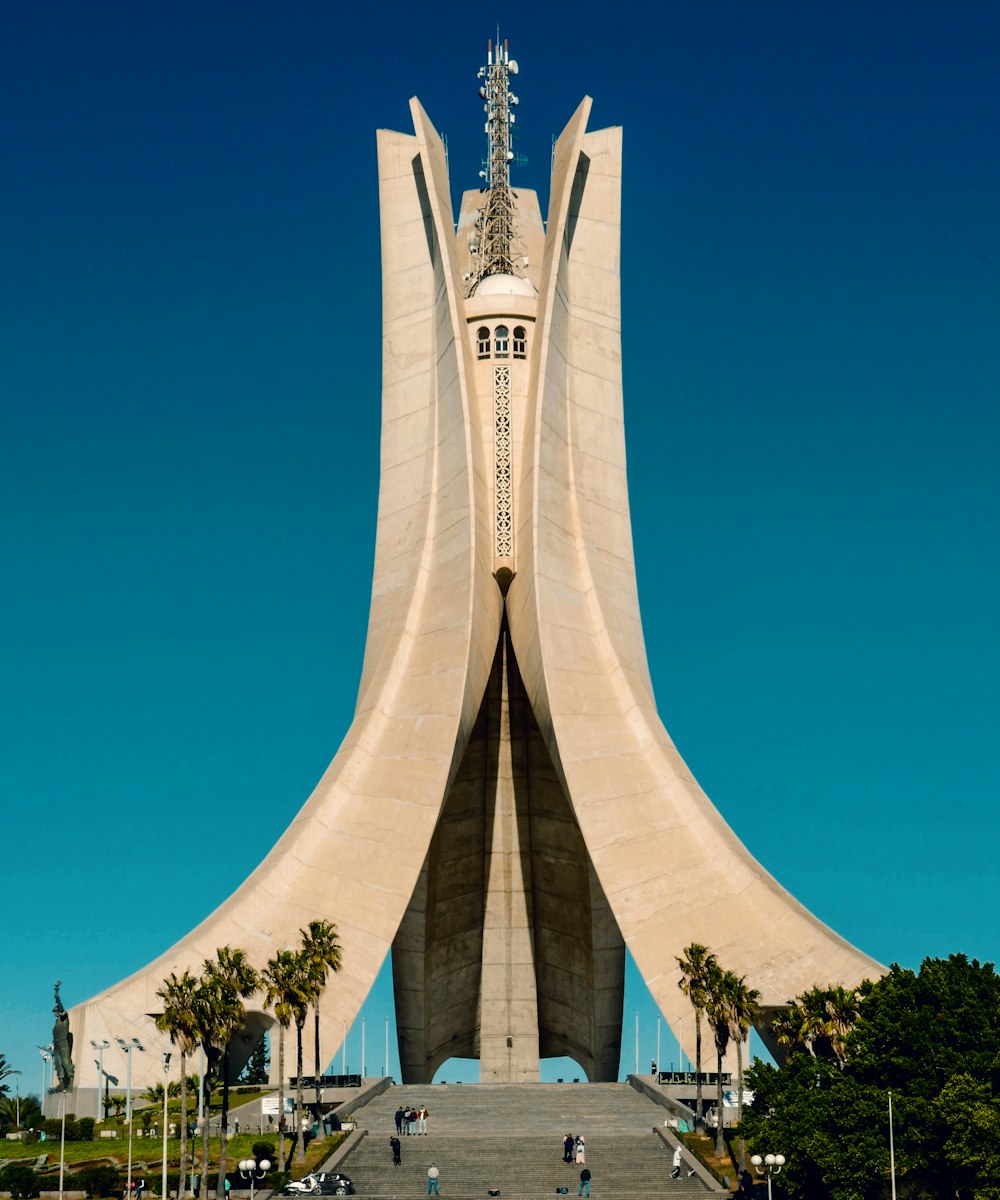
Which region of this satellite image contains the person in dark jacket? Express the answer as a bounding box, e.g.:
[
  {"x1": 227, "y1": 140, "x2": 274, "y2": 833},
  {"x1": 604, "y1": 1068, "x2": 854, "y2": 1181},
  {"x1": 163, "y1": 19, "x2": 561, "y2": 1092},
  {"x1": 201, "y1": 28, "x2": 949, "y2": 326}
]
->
[
  {"x1": 390, "y1": 1136, "x2": 402, "y2": 1165},
  {"x1": 563, "y1": 1134, "x2": 574, "y2": 1162},
  {"x1": 578, "y1": 1168, "x2": 591, "y2": 1198}
]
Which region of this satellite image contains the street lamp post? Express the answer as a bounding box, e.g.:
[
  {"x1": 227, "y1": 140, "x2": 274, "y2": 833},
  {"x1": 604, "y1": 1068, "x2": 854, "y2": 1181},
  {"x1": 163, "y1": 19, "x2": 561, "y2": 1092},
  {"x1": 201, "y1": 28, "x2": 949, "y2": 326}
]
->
[
  {"x1": 238, "y1": 1158, "x2": 270, "y2": 1200},
  {"x1": 9, "y1": 1070, "x2": 21, "y2": 1129},
  {"x1": 888, "y1": 1091, "x2": 897, "y2": 1200},
  {"x1": 750, "y1": 1153, "x2": 786, "y2": 1200},
  {"x1": 91, "y1": 1039, "x2": 111, "y2": 1121},
  {"x1": 161, "y1": 1053, "x2": 172, "y2": 1200},
  {"x1": 38, "y1": 1045, "x2": 53, "y2": 1099},
  {"x1": 116, "y1": 1036, "x2": 145, "y2": 1196},
  {"x1": 58, "y1": 1093, "x2": 67, "y2": 1200}
]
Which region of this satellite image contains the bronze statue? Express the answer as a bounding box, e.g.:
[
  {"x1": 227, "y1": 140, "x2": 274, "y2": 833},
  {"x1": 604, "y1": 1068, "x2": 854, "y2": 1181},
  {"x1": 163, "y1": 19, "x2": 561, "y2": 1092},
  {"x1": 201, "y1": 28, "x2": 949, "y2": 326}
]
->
[{"x1": 51, "y1": 980, "x2": 74, "y2": 1092}]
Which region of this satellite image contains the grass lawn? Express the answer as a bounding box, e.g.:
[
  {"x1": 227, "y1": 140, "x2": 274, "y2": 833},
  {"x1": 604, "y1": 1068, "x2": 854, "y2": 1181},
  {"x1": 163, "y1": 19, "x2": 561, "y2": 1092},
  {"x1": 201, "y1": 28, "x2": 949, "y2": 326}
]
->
[{"x1": 3, "y1": 1132, "x2": 347, "y2": 1177}]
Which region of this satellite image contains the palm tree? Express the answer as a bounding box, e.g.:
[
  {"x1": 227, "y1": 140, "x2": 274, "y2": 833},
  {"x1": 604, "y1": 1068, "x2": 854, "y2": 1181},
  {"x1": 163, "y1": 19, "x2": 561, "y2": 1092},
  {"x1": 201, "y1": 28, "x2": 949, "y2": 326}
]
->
[
  {"x1": 299, "y1": 920, "x2": 342, "y2": 1133},
  {"x1": 201, "y1": 948, "x2": 259, "y2": 1200},
  {"x1": 676, "y1": 943, "x2": 718, "y2": 1130},
  {"x1": 704, "y1": 965, "x2": 731, "y2": 1156},
  {"x1": 771, "y1": 985, "x2": 858, "y2": 1068},
  {"x1": 156, "y1": 971, "x2": 200, "y2": 1200},
  {"x1": 0, "y1": 1093, "x2": 41, "y2": 1131},
  {"x1": 724, "y1": 972, "x2": 761, "y2": 1169},
  {"x1": 823, "y1": 985, "x2": 860, "y2": 1070},
  {"x1": 0, "y1": 1054, "x2": 14, "y2": 1097},
  {"x1": 262, "y1": 949, "x2": 311, "y2": 1171}
]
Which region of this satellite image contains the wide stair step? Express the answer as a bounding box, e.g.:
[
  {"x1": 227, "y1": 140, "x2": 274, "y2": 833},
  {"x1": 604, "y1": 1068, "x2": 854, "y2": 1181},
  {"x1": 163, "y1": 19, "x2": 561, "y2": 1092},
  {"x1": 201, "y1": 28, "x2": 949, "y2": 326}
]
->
[{"x1": 332, "y1": 1084, "x2": 716, "y2": 1198}]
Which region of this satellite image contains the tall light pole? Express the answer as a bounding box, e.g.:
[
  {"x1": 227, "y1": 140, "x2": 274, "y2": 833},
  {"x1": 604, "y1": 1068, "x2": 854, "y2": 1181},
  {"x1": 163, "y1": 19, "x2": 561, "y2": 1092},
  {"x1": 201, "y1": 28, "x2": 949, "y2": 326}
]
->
[
  {"x1": 888, "y1": 1091, "x2": 897, "y2": 1200},
  {"x1": 161, "y1": 1053, "x2": 171, "y2": 1200},
  {"x1": 9, "y1": 1070, "x2": 21, "y2": 1129},
  {"x1": 384, "y1": 1017, "x2": 389, "y2": 1078},
  {"x1": 116, "y1": 1036, "x2": 145, "y2": 1196},
  {"x1": 361, "y1": 1018, "x2": 365, "y2": 1079},
  {"x1": 656, "y1": 1017, "x2": 661, "y2": 1078},
  {"x1": 91, "y1": 1039, "x2": 111, "y2": 1121},
  {"x1": 634, "y1": 1010, "x2": 639, "y2": 1075},
  {"x1": 58, "y1": 1092, "x2": 67, "y2": 1200},
  {"x1": 750, "y1": 1153, "x2": 786, "y2": 1200},
  {"x1": 38, "y1": 1045, "x2": 53, "y2": 1099}
]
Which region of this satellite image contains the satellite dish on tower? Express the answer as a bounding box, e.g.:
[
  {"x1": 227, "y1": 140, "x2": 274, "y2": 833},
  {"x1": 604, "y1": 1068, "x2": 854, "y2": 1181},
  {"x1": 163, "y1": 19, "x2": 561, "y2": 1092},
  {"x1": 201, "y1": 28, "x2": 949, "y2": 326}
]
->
[{"x1": 509, "y1": 60, "x2": 519, "y2": 74}]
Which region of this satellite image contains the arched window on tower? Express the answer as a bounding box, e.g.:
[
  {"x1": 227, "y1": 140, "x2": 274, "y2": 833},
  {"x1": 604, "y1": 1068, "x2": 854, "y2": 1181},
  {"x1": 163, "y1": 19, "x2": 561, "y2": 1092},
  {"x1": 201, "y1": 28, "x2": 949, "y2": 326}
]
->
[
  {"x1": 477, "y1": 327, "x2": 491, "y2": 359},
  {"x1": 495, "y1": 325, "x2": 510, "y2": 358},
  {"x1": 513, "y1": 326, "x2": 527, "y2": 359}
]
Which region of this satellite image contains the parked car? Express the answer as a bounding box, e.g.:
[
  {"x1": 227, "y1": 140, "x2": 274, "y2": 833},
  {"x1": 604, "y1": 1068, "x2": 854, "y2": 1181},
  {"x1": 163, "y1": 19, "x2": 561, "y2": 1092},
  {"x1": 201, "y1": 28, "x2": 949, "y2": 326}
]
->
[{"x1": 283, "y1": 1173, "x2": 355, "y2": 1196}]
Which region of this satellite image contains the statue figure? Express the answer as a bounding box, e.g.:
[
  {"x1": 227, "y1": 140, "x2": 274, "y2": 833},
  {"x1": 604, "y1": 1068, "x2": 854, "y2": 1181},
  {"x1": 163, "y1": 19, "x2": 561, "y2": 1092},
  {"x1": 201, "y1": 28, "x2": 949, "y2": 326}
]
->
[{"x1": 50, "y1": 980, "x2": 74, "y2": 1092}]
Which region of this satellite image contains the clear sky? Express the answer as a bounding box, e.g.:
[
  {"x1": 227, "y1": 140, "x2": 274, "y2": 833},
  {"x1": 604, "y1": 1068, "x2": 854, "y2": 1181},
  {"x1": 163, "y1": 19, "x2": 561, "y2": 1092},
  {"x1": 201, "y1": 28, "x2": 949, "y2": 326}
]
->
[{"x1": 2, "y1": 1, "x2": 998, "y2": 1093}]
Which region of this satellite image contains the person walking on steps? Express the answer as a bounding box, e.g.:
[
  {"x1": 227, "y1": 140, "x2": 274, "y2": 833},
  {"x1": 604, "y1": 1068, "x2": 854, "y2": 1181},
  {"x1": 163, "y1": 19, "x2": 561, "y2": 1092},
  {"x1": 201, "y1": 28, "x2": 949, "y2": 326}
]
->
[
  {"x1": 575, "y1": 1136, "x2": 586, "y2": 1164},
  {"x1": 427, "y1": 1164, "x2": 440, "y2": 1195},
  {"x1": 390, "y1": 1136, "x2": 401, "y2": 1166},
  {"x1": 671, "y1": 1147, "x2": 682, "y2": 1179},
  {"x1": 395, "y1": 1107, "x2": 404, "y2": 1135},
  {"x1": 578, "y1": 1168, "x2": 591, "y2": 1198},
  {"x1": 563, "y1": 1134, "x2": 574, "y2": 1163}
]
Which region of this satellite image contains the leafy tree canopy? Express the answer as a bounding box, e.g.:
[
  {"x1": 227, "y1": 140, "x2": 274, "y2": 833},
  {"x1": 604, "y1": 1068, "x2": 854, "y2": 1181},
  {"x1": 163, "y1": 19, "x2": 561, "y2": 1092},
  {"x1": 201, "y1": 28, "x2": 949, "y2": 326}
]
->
[{"x1": 742, "y1": 955, "x2": 1000, "y2": 1200}]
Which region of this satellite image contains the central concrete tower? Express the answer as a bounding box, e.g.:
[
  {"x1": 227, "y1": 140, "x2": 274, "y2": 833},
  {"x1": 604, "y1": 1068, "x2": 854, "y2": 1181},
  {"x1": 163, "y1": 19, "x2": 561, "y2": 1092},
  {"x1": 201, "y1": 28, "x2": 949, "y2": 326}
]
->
[{"x1": 66, "y1": 38, "x2": 881, "y2": 1097}]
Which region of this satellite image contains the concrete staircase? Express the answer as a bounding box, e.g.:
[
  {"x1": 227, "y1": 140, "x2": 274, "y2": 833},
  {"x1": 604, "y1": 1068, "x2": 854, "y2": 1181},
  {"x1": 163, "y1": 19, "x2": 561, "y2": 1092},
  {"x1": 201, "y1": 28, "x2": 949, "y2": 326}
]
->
[{"x1": 334, "y1": 1084, "x2": 718, "y2": 1199}]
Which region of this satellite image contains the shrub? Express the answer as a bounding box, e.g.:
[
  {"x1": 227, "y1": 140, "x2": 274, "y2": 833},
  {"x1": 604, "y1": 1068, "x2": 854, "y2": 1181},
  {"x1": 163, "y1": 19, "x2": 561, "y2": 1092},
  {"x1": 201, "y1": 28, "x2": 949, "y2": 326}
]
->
[
  {"x1": 0, "y1": 1163, "x2": 38, "y2": 1199},
  {"x1": 76, "y1": 1165, "x2": 122, "y2": 1197},
  {"x1": 78, "y1": 1117, "x2": 96, "y2": 1141},
  {"x1": 42, "y1": 1117, "x2": 62, "y2": 1138},
  {"x1": 251, "y1": 1142, "x2": 275, "y2": 1162}
]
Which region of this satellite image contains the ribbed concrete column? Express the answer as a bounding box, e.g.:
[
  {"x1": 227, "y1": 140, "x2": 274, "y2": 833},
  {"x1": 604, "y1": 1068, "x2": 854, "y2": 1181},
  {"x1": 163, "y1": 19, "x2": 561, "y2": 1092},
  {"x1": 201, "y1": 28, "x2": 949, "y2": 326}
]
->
[{"x1": 480, "y1": 628, "x2": 540, "y2": 1081}]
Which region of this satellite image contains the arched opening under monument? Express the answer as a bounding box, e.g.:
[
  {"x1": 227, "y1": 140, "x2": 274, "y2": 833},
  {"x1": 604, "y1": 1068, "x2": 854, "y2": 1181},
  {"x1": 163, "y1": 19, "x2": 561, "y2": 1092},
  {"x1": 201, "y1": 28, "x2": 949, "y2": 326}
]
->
[{"x1": 392, "y1": 621, "x2": 625, "y2": 1084}]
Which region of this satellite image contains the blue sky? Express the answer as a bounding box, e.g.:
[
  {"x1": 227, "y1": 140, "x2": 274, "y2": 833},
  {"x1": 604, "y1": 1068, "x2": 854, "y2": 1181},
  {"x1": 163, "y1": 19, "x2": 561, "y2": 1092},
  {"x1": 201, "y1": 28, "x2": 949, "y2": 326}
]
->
[{"x1": 2, "y1": 1, "x2": 998, "y2": 1091}]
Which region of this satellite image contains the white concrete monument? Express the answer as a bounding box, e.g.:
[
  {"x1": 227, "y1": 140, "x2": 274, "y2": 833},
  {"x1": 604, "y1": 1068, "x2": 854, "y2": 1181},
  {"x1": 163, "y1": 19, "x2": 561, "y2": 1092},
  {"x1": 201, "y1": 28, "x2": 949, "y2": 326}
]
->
[{"x1": 67, "y1": 39, "x2": 880, "y2": 1100}]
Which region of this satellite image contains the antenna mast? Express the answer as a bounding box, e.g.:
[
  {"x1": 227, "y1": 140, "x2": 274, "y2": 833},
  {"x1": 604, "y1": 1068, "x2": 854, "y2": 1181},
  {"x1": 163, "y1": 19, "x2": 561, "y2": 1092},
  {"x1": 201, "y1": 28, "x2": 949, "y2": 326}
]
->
[{"x1": 469, "y1": 36, "x2": 520, "y2": 293}]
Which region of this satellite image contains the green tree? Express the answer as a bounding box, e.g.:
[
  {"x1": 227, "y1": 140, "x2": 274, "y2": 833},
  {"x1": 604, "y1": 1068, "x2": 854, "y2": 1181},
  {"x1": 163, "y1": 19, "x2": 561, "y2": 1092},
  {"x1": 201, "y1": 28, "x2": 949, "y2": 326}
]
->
[
  {"x1": 0, "y1": 1093, "x2": 41, "y2": 1132},
  {"x1": 724, "y1": 971, "x2": 760, "y2": 1169},
  {"x1": 299, "y1": 920, "x2": 342, "y2": 1126},
  {"x1": 676, "y1": 942, "x2": 718, "y2": 1130},
  {"x1": 704, "y1": 964, "x2": 731, "y2": 1156},
  {"x1": 937, "y1": 1073, "x2": 1000, "y2": 1199},
  {"x1": 239, "y1": 1035, "x2": 269, "y2": 1086},
  {"x1": 262, "y1": 949, "x2": 311, "y2": 1171},
  {"x1": 0, "y1": 1163, "x2": 37, "y2": 1199},
  {"x1": 200, "y1": 948, "x2": 259, "y2": 1200},
  {"x1": 744, "y1": 956, "x2": 1000, "y2": 1200},
  {"x1": 156, "y1": 968, "x2": 200, "y2": 1199},
  {"x1": 0, "y1": 1053, "x2": 15, "y2": 1097}
]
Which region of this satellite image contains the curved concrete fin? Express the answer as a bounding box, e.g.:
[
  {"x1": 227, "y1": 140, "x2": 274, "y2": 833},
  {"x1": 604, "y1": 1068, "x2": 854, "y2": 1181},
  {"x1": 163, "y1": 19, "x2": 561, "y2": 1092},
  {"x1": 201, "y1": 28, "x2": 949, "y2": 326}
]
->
[
  {"x1": 510, "y1": 105, "x2": 883, "y2": 1051},
  {"x1": 67, "y1": 110, "x2": 499, "y2": 1093}
]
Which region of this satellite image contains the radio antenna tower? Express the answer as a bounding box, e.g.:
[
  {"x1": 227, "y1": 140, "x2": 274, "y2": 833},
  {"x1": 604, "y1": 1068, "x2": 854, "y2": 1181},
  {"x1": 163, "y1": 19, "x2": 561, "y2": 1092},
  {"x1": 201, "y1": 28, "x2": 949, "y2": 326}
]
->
[{"x1": 468, "y1": 36, "x2": 520, "y2": 293}]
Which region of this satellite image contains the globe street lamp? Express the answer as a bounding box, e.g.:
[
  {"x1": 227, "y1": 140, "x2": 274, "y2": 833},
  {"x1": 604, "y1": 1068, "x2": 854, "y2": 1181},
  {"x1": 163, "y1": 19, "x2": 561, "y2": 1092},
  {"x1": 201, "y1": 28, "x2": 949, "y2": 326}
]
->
[
  {"x1": 38, "y1": 1045, "x2": 53, "y2": 1098},
  {"x1": 750, "y1": 1153, "x2": 786, "y2": 1200},
  {"x1": 116, "y1": 1037, "x2": 145, "y2": 1196},
  {"x1": 238, "y1": 1158, "x2": 271, "y2": 1200}
]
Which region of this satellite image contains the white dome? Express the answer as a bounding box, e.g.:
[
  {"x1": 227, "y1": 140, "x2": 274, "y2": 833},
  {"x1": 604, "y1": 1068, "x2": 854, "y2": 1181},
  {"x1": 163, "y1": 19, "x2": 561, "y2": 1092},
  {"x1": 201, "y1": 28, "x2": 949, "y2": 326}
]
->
[{"x1": 474, "y1": 273, "x2": 536, "y2": 297}]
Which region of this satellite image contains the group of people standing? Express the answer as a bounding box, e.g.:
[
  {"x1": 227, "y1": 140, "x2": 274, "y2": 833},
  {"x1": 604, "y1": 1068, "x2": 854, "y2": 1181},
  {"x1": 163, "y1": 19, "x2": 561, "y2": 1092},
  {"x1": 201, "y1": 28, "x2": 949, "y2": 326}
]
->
[
  {"x1": 561, "y1": 1134, "x2": 586, "y2": 1164},
  {"x1": 389, "y1": 1105, "x2": 432, "y2": 1175},
  {"x1": 394, "y1": 1104, "x2": 430, "y2": 1136},
  {"x1": 561, "y1": 1134, "x2": 590, "y2": 1198}
]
